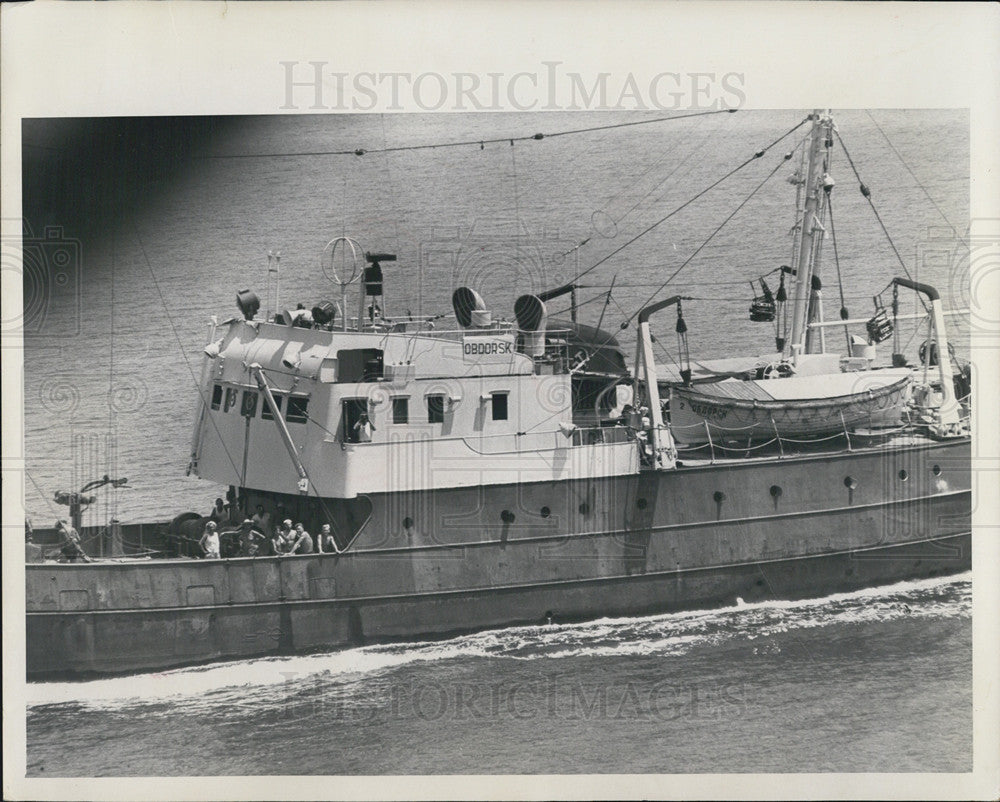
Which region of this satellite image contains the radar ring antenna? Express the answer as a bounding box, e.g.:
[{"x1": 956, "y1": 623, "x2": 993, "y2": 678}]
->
[{"x1": 322, "y1": 235, "x2": 364, "y2": 331}]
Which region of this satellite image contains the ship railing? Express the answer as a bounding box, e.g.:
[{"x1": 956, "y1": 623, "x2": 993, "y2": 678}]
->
[
  {"x1": 322, "y1": 314, "x2": 468, "y2": 335},
  {"x1": 568, "y1": 425, "x2": 633, "y2": 447},
  {"x1": 265, "y1": 314, "x2": 517, "y2": 339},
  {"x1": 341, "y1": 420, "x2": 634, "y2": 453},
  {"x1": 338, "y1": 423, "x2": 634, "y2": 457},
  {"x1": 669, "y1": 404, "x2": 966, "y2": 464},
  {"x1": 527, "y1": 337, "x2": 574, "y2": 371},
  {"x1": 456, "y1": 424, "x2": 631, "y2": 455},
  {"x1": 254, "y1": 317, "x2": 583, "y2": 369},
  {"x1": 333, "y1": 317, "x2": 579, "y2": 337},
  {"x1": 39, "y1": 521, "x2": 169, "y2": 561}
]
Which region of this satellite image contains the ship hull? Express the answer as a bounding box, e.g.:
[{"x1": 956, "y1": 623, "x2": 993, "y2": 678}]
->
[{"x1": 26, "y1": 439, "x2": 971, "y2": 679}]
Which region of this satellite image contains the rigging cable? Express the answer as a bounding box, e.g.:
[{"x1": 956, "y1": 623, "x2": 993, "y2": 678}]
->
[
  {"x1": 595, "y1": 274, "x2": 617, "y2": 334},
  {"x1": 546, "y1": 288, "x2": 621, "y2": 320},
  {"x1": 611, "y1": 113, "x2": 723, "y2": 227},
  {"x1": 520, "y1": 145, "x2": 796, "y2": 435},
  {"x1": 556, "y1": 112, "x2": 729, "y2": 262},
  {"x1": 685, "y1": 292, "x2": 875, "y2": 303},
  {"x1": 378, "y1": 114, "x2": 404, "y2": 314},
  {"x1": 563, "y1": 115, "x2": 813, "y2": 289},
  {"x1": 834, "y1": 130, "x2": 929, "y2": 313},
  {"x1": 130, "y1": 218, "x2": 246, "y2": 483},
  {"x1": 863, "y1": 110, "x2": 959, "y2": 232},
  {"x1": 587, "y1": 272, "x2": 786, "y2": 288},
  {"x1": 541, "y1": 286, "x2": 887, "y2": 318},
  {"x1": 25, "y1": 470, "x2": 64, "y2": 518},
  {"x1": 201, "y1": 109, "x2": 738, "y2": 160},
  {"x1": 892, "y1": 281, "x2": 902, "y2": 361},
  {"x1": 653, "y1": 329, "x2": 684, "y2": 375},
  {"x1": 624, "y1": 146, "x2": 800, "y2": 326},
  {"x1": 108, "y1": 221, "x2": 116, "y2": 530},
  {"x1": 510, "y1": 139, "x2": 522, "y2": 235},
  {"x1": 825, "y1": 192, "x2": 852, "y2": 352}
]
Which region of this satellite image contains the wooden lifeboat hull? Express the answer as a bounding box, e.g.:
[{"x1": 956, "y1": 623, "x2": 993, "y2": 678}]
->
[{"x1": 669, "y1": 370, "x2": 913, "y2": 445}]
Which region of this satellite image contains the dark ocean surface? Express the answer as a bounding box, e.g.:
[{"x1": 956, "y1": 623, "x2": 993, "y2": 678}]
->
[{"x1": 20, "y1": 110, "x2": 971, "y2": 775}]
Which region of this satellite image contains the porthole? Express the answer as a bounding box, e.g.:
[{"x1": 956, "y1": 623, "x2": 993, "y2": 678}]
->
[
  {"x1": 898, "y1": 469, "x2": 909, "y2": 481},
  {"x1": 500, "y1": 510, "x2": 515, "y2": 524},
  {"x1": 932, "y1": 464, "x2": 942, "y2": 476},
  {"x1": 636, "y1": 498, "x2": 648, "y2": 510},
  {"x1": 844, "y1": 476, "x2": 857, "y2": 490},
  {"x1": 540, "y1": 506, "x2": 551, "y2": 518},
  {"x1": 578, "y1": 503, "x2": 590, "y2": 516},
  {"x1": 402, "y1": 516, "x2": 414, "y2": 529},
  {"x1": 769, "y1": 485, "x2": 782, "y2": 498},
  {"x1": 713, "y1": 491, "x2": 725, "y2": 504}
]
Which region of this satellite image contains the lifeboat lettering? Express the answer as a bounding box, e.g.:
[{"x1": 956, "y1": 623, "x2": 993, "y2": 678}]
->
[{"x1": 689, "y1": 400, "x2": 728, "y2": 420}]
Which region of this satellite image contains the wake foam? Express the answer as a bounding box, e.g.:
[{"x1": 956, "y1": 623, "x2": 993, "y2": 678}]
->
[{"x1": 26, "y1": 571, "x2": 970, "y2": 709}]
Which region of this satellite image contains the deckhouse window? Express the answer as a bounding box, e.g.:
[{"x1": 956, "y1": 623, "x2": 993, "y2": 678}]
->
[
  {"x1": 210, "y1": 384, "x2": 223, "y2": 411},
  {"x1": 261, "y1": 394, "x2": 283, "y2": 421},
  {"x1": 392, "y1": 397, "x2": 409, "y2": 424},
  {"x1": 427, "y1": 395, "x2": 445, "y2": 424},
  {"x1": 286, "y1": 396, "x2": 309, "y2": 424},
  {"x1": 224, "y1": 387, "x2": 238, "y2": 413},
  {"x1": 491, "y1": 392, "x2": 509, "y2": 421},
  {"x1": 342, "y1": 398, "x2": 370, "y2": 443}
]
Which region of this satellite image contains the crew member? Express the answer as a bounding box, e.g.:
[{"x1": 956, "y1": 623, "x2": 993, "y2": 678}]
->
[
  {"x1": 353, "y1": 411, "x2": 375, "y2": 443},
  {"x1": 200, "y1": 521, "x2": 221, "y2": 559},
  {"x1": 252, "y1": 504, "x2": 272, "y2": 536},
  {"x1": 316, "y1": 523, "x2": 336, "y2": 554},
  {"x1": 238, "y1": 520, "x2": 266, "y2": 557},
  {"x1": 271, "y1": 519, "x2": 294, "y2": 555},
  {"x1": 288, "y1": 523, "x2": 314, "y2": 555},
  {"x1": 56, "y1": 519, "x2": 91, "y2": 563},
  {"x1": 210, "y1": 498, "x2": 227, "y2": 524}
]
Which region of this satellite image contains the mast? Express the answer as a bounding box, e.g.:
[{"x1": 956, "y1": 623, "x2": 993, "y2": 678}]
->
[{"x1": 786, "y1": 109, "x2": 832, "y2": 362}]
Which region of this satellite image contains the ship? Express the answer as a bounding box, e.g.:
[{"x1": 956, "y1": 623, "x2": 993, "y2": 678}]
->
[{"x1": 25, "y1": 110, "x2": 972, "y2": 679}]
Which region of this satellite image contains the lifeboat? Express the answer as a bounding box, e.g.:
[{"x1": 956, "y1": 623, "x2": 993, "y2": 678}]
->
[{"x1": 669, "y1": 369, "x2": 913, "y2": 445}]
